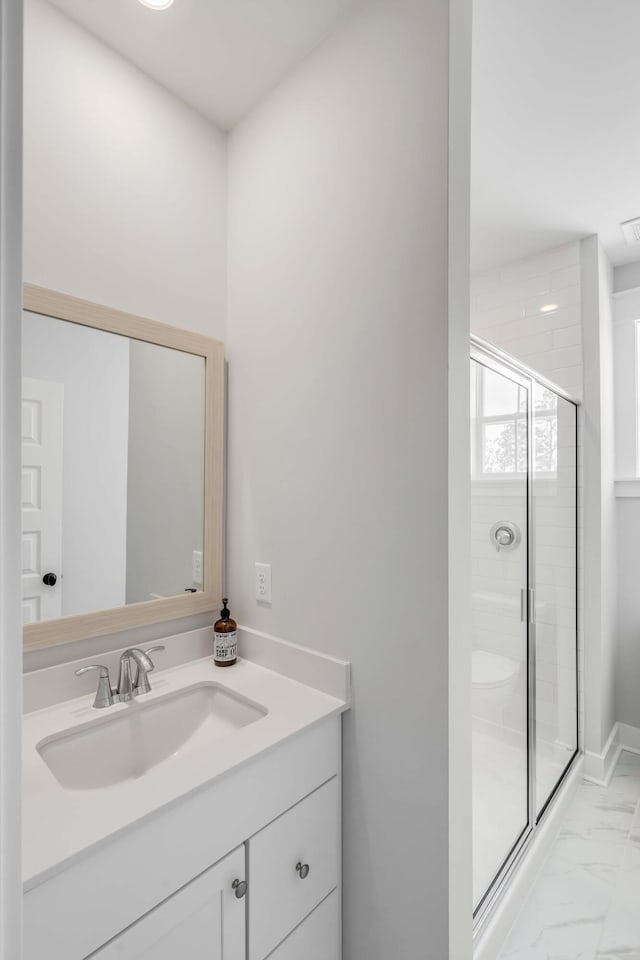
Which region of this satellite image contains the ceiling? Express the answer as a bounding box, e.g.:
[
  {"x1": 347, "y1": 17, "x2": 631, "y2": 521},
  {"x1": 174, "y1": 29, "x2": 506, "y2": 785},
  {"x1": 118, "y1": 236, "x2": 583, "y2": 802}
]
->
[
  {"x1": 472, "y1": 0, "x2": 640, "y2": 273},
  {"x1": 46, "y1": 0, "x2": 366, "y2": 130}
]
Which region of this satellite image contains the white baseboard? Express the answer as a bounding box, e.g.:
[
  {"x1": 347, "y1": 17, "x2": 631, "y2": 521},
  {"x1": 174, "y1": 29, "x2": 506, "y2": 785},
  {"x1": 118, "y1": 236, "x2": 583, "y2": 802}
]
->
[
  {"x1": 618, "y1": 722, "x2": 640, "y2": 754},
  {"x1": 583, "y1": 722, "x2": 640, "y2": 786},
  {"x1": 583, "y1": 723, "x2": 621, "y2": 786}
]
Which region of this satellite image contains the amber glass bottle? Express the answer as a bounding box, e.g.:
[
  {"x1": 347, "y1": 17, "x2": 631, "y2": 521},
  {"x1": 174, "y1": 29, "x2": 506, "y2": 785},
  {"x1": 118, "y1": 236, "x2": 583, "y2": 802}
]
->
[{"x1": 213, "y1": 598, "x2": 237, "y2": 666}]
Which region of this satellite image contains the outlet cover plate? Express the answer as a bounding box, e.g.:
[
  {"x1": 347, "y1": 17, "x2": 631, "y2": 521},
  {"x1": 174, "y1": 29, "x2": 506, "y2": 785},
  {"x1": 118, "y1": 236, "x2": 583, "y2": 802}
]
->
[{"x1": 255, "y1": 562, "x2": 272, "y2": 604}]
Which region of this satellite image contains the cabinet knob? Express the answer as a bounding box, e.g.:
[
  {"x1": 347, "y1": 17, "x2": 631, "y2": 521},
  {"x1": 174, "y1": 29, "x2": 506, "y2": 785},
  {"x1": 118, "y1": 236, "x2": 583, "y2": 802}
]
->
[
  {"x1": 42, "y1": 572, "x2": 57, "y2": 586},
  {"x1": 295, "y1": 862, "x2": 310, "y2": 880},
  {"x1": 232, "y1": 878, "x2": 247, "y2": 899}
]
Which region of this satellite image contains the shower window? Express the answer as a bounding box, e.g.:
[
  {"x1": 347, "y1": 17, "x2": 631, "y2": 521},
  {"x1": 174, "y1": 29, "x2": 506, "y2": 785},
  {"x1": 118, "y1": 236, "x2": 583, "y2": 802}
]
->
[{"x1": 473, "y1": 366, "x2": 558, "y2": 478}]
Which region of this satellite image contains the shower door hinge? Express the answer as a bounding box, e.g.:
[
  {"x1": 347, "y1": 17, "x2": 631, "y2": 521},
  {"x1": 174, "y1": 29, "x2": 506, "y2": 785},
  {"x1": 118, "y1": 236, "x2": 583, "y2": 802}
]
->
[{"x1": 520, "y1": 588, "x2": 535, "y2": 624}]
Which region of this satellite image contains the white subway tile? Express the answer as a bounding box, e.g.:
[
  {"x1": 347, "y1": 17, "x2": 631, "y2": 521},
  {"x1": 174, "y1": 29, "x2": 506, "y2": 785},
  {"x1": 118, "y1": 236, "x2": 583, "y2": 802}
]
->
[
  {"x1": 551, "y1": 264, "x2": 581, "y2": 291},
  {"x1": 477, "y1": 274, "x2": 550, "y2": 313},
  {"x1": 523, "y1": 349, "x2": 581, "y2": 375},
  {"x1": 501, "y1": 330, "x2": 554, "y2": 357},
  {"x1": 471, "y1": 300, "x2": 526, "y2": 330},
  {"x1": 548, "y1": 304, "x2": 581, "y2": 331},
  {"x1": 524, "y1": 285, "x2": 580, "y2": 317},
  {"x1": 547, "y1": 364, "x2": 582, "y2": 381},
  {"x1": 499, "y1": 307, "x2": 575, "y2": 342},
  {"x1": 470, "y1": 272, "x2": 501, "y2": 297},
  {"x1": 552, "y1": 325, "x2": 582, "y2": 349},
  {"x1": 499, "y1": 242, "x2": 579, "y2": 287},
  {"x1": 556, "y1": 380, "x2": 583, "y2": 400},
  {"x1": 535, "y1": 506, "x2": 577, "y2": 527}
]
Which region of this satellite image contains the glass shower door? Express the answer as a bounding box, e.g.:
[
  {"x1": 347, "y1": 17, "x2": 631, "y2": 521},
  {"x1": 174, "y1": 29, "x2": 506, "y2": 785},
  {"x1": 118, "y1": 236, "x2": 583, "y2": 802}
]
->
[
  {"x1": 533, "y1": 385, "x2": 578, "y2": 817},
  {"x1": 470, "y1": 357, "x2": 531, "y2": 912}
]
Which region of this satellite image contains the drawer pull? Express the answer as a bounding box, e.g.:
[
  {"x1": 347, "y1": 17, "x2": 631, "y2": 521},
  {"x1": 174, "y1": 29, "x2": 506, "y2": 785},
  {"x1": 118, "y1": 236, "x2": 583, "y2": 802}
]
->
[
  {"x1": 232, "y1": 878, "x2": 248, "y2": 899},
  {"x1": 295, "y1": 862, "x2": 310, "y2": 880}
]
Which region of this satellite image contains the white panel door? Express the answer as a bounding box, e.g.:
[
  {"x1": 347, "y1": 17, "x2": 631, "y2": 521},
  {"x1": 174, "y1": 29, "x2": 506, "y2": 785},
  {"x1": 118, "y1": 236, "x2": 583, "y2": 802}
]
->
[
  {"x1": 21, "y1": 376, "x2": 63, "y2": 623},
  {"x1": 89, "y1": 846, "x2": 246, "y2": 960}
]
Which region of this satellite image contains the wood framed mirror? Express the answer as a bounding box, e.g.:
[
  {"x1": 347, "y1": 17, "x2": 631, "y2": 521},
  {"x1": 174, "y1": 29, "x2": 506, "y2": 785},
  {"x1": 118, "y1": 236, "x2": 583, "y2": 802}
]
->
[{"x1": 22, "y1": 285, "x2": 225, "y2": 651}]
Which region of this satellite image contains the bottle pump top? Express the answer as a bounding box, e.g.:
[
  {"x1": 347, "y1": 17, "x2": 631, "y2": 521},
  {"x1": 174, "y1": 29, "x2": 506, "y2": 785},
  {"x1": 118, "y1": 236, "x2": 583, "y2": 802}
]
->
[{"x1": 220, "y1": 599, "x2": 230, "y2": 620}]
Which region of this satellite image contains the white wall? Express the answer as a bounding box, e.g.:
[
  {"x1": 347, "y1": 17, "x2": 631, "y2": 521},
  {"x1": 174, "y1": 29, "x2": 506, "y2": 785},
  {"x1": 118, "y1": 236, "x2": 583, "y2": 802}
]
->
[
  {"x1": 598, "y1": 250, "x2": 617, "y2": 748},
  {"x1": 126, "y1": 340, "x2": 204, "y2": 603},
  {"x1": 581, "y1": 236, "x2": 617, "y2": 755},
  {"x1": 616, "y1": 500, "x2": 640, "y2": 729},
  {"x1": 613, "y1": 286, "x2": 640, "y2": 730},
  {"x1": 23, "y1": 311, "x2": 130, "y2": 616},
  {"x1": 226, "y1": 1, "x2": 451, "y2": 956},
  {"x1": 471, "y1": 241, "x2": 583, "y2": 398},
  {"x1": 448, "y1": 0, "x2": 473, "y2": 948},
  {"x1": 23, "y1": 0, "x2": 227, "y2": 339},
  {"x1": 0, "y1": 0, "x2": 24, "y2": 952},
  {"x1": 613, "y1": 260, "x2": 640, "y2": 295}
]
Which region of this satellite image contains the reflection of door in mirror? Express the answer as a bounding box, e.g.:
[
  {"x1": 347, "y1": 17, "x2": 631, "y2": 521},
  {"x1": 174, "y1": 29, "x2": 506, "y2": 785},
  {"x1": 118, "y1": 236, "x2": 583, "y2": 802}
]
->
[
  {"x1": 21, "y1": 377, "x2": 63, "y2": 623},
  {"x1": 22, "y1": 309, "x2": 206, "y2": 623}
]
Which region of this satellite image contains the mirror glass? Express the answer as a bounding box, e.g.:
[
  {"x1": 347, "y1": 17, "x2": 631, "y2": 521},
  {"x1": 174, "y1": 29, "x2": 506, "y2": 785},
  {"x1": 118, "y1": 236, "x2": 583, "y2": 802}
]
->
[{"x1": 22, "y1": 310, "x2": 205, "y2": 624}]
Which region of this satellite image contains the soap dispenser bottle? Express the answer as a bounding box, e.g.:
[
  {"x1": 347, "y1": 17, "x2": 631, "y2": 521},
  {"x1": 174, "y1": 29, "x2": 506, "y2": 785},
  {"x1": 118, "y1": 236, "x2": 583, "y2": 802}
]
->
[{"x1": 214, "y1": 598, "x2": 237, "y2": 667}]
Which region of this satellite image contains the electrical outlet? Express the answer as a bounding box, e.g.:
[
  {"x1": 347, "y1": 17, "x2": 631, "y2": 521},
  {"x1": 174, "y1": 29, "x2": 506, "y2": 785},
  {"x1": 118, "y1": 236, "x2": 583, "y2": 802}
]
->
[
  {"x1": 255, "y1": 562, "x2": 272, "y2": 604},
  {"x1": 192, "y1": 550, "x2": 203, "y2": 587}
]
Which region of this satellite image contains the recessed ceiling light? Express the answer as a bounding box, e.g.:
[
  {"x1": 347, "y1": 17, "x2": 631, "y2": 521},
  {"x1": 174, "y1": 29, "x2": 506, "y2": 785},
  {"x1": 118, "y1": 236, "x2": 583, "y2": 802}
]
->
[
  {"x1": 540, "y1": 303, "x2": 559, "y2": 313},
  {"x1": 137, "y1": 0, "x2": 174, "y2": 9}
]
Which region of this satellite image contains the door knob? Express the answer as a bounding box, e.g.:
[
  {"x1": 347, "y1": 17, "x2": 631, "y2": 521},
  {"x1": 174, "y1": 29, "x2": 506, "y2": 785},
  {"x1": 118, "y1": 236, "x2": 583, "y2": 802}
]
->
[
  {"x1": 42, "y1": 572, "x2": 57, "y2": 586},
  {"x1": 296, "y1": 862, "x2": 310, "y2": 879}
]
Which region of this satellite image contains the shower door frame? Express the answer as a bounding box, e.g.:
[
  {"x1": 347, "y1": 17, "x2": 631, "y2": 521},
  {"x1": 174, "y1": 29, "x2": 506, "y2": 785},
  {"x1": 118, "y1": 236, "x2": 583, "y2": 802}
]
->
[{"x1": 470, "y1": 335, "x2": 580, "y2": 936}]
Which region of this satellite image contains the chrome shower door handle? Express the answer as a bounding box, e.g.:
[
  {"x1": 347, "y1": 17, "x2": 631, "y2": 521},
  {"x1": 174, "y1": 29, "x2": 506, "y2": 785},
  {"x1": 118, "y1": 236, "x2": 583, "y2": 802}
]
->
[{"x1": 520, "y1": 588, "x2": 535, "y2": 624}]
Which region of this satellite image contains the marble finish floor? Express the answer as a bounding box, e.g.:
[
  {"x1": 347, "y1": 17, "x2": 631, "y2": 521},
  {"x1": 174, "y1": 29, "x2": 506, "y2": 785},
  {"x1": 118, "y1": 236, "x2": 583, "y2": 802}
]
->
[{"x1": 499, "y1": 750, "x2": 640, "y2": 960}]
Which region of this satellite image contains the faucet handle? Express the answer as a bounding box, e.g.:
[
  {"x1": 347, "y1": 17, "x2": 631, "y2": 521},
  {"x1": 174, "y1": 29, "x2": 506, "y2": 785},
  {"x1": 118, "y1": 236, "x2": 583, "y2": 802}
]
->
[
  {"x1": 74, "y1": 664, "x2": 114, "y2": 709},
  {"x1": 133, "y1": 645, "x2": 165, "y2": 696},
  {"x1": 142, "y1": 645, "x2": 165, "y2": 670}
]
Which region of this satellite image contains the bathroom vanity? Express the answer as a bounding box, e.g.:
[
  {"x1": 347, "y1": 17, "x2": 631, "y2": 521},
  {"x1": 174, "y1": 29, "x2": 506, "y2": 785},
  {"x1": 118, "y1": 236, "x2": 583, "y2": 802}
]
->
[{"x1": 23, "y1": 631, "x2": 349, "y2": 960}]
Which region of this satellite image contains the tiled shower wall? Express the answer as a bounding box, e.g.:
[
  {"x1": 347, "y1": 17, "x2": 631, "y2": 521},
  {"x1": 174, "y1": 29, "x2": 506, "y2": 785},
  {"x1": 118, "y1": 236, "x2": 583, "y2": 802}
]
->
[
  {"x1": 471, "y1": 240, "x2": 584, "y2": 762},
  {"x1": 471, "y1": 242, "x2": 583, "y2": 400}
]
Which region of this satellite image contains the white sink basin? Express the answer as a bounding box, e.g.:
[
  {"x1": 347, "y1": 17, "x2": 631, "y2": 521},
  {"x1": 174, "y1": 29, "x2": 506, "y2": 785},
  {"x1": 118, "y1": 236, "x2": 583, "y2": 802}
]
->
[{"x1": 36, "y1": 683, "x2": 267, "y2": 790}]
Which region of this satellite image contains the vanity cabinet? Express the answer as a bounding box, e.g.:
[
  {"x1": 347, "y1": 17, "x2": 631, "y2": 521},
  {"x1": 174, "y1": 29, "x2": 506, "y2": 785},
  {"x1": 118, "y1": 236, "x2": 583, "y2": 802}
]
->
[
  {"x1": 90, "y1": 846, "x2": 246, "y2": 960},
  {"x1": 24, "y1": 716, "x2": 343, "y2": 960},
  {"x1": 85, "y1": 779, "x2": 341, "y2": 960}
]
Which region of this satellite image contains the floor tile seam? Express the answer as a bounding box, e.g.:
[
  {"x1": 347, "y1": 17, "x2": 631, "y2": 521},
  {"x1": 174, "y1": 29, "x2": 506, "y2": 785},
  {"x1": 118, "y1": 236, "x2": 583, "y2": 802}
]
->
[{"x1": 593, "y1": 902, "x2": 610, "y2": 960}]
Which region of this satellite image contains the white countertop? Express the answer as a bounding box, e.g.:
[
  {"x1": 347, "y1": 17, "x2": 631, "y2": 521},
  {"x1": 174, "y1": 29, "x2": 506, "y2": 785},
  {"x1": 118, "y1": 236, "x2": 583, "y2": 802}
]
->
[{"x1": 24, "y1": 654, "x2": 347, "y2": 890}]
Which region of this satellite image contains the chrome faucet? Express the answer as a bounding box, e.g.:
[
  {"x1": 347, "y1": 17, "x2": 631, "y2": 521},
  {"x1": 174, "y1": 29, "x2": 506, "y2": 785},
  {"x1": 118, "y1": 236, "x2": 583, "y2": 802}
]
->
[
  {"x1": 75, "y1": 645, "x2": 165, "y2": 708},
  {"x1": 117, "y1": 648, "x2": 154, "y2": 702}
]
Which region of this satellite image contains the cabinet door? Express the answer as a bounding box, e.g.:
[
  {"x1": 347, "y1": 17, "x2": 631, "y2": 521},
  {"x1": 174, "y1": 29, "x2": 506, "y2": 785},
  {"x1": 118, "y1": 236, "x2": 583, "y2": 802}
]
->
[
  {"x1": 248, "y1": 777, "x2": 339, "y2": 960},
  {"x1": 267, "y1": 891, "x2": 339, "y2": 960},
  {"x1": 90, "y1": 846, "x2": 246, "y2": 960}
]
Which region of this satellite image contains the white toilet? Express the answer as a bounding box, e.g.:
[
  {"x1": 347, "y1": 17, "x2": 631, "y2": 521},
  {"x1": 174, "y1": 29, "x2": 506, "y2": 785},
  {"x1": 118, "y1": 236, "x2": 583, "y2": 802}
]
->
[{"x1": 472, "y1": 649, "x2": 521, "y2": 726}]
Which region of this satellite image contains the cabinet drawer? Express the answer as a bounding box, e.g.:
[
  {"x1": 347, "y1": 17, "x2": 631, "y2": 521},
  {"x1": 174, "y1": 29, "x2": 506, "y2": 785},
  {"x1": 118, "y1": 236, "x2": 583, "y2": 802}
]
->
[
  {"x1": 267, "y1": 891, "x2": 339, "y2": 960},
  {"x1": 248, "y1": 777, "x2": 339, "y2": 960}
]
